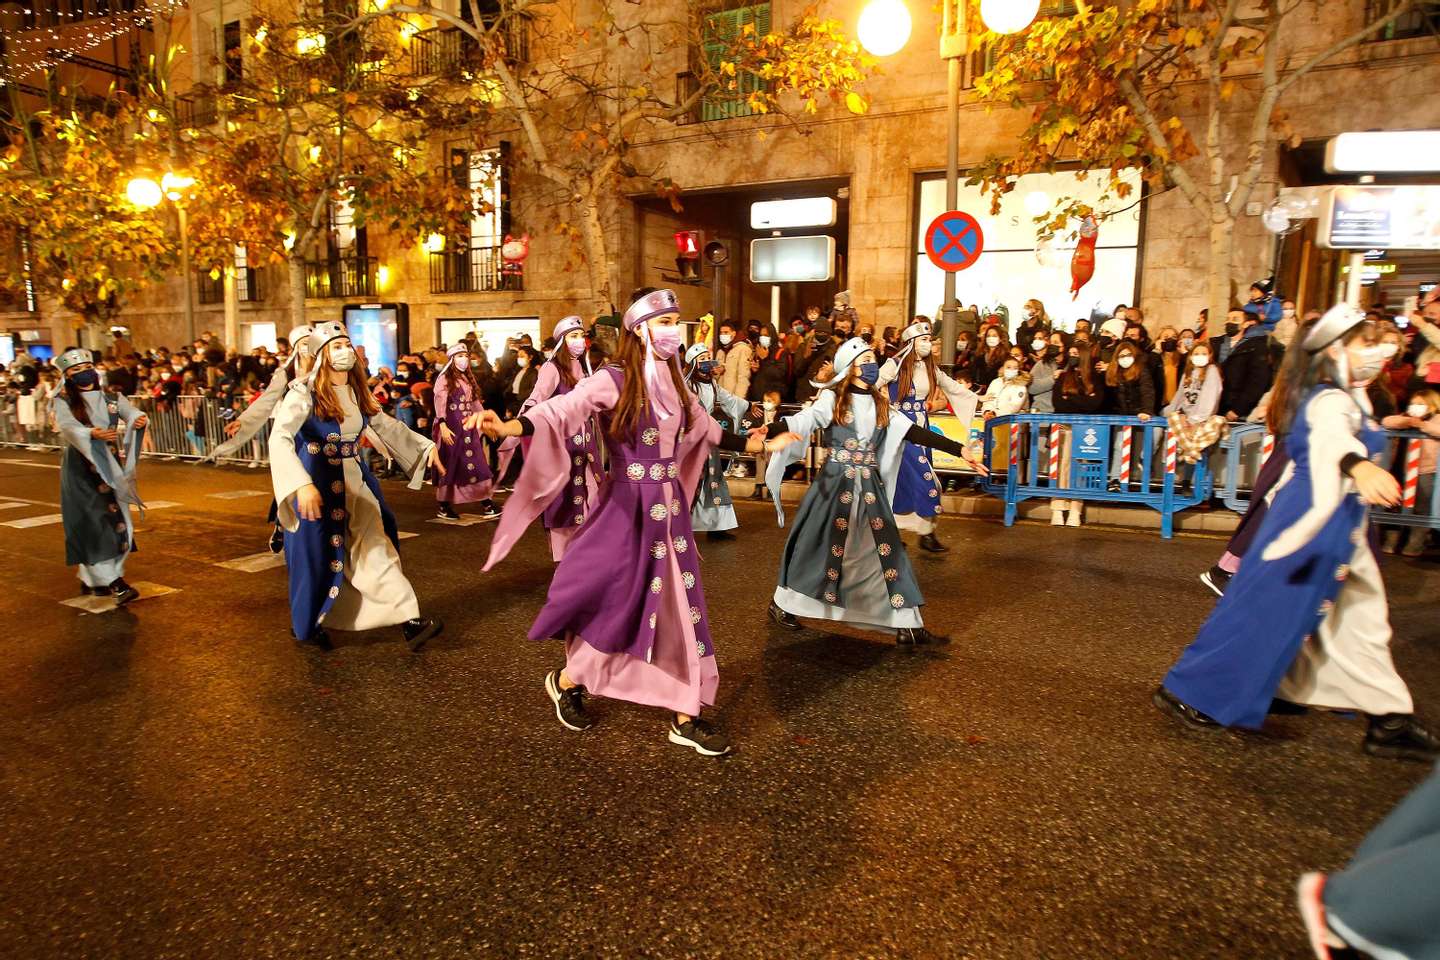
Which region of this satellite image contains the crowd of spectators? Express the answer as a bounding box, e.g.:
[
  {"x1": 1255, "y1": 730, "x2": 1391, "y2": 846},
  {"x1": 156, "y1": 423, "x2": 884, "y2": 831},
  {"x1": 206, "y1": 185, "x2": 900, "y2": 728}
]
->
[{"x1": 3, "y1": 283, "x2": 1438, "y2": 544}]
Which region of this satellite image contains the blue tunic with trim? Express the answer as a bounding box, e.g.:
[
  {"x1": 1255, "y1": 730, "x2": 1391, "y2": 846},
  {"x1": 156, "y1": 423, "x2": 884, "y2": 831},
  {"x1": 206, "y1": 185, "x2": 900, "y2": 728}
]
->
[{"x1": 887, "y1": 378, "x2": 943, "y2": 518}]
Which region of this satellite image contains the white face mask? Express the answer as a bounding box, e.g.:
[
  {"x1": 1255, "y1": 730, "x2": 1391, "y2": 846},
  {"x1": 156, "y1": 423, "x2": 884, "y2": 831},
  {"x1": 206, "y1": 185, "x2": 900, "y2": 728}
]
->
[
  {"x1": 1282, "y1": 308, "x2": 1296, "y2": 319},
  {"x1": 1379, "y1": 342, "x2": 1400, "y2": 359},
  {"x1": 762, "y1": 401, "x2": 777, "y2": 412},
  {"x1": 516, "y1": 357, "x2": 529, "y2": 369},
  {"x1": 758, "y1": 335, "x2": 772, "y2": 349},
  {"x1": 1031, "y1": 340, "x2": 1046, "y2": 353},
  {"x1": 1407, "y1": 403, "x2": 1430, "y2": 418},
  {"x1": 1002, "y1": 367, "x2": 1018, "y2": 380},
  {"x1": 1180, "y1": 338, "x2": 1194, "y2": 350},
  {"x1": 453, "y1": 356, "x2": 470, "y2": 371},
  {"x1": 1347, "y1": 344, "x2": 1389, "y2": 385},
  {"x1": 914, "y1": 339, "x2": 933, "y2": 358},
  {"x1": 1118, "y1": 356, "x2": 1135, "y2": 369},
  {"x1": 719, "y1": 333, "x2": 733, "y2": 346},
  {"x1": 986, "y1": 336, "x2": 1001, "y2": 348},
  {"x1": 330, "y1": 345, "x2": 357, "y2": 372},
  {"x1": 1191, "y1": 354, "x2": 1210, "y2": 368}
]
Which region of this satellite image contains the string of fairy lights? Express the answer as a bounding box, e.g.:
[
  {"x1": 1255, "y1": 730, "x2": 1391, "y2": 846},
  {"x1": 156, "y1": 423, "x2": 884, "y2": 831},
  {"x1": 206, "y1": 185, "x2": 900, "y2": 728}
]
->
[{"x1": 0, "y1": 1, "x2": 189, "y2": 81}]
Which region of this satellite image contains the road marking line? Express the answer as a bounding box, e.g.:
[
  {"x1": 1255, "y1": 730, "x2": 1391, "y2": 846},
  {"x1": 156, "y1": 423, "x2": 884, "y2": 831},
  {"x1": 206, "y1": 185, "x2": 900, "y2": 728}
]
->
[
  {"x1": 206, "y1": 490, "x2": 271, "y2": 500},
  {"x1": 2, "y1": 513, "x2": 64, "y2": 528},
  {"x1": 216, "y1": 552, "x2": 287, "y2": 573},
  {"x1": 4, "y1": 460, "x2": 60, "y2": 469},
  {"x1": 398, "y1": 531, "x2": 419, "y2": 540},
  {"x1": 0, "y1": 500, "x2": 28, "y2": 511},
  {"x1": 145, "y1": 501, "x2": 181, "y2": 509},
  {"x1": 60, "y1": 582, "x2": 180, "y2": 614},
  {"x1": 425, "y1": 515, "x2": 499, "y2": 527}
]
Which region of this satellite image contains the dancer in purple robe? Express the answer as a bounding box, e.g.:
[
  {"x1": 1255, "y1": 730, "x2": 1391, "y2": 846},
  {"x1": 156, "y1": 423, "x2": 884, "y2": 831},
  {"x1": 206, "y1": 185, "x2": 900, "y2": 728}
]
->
[
  {"x1": 482, "y1": 289, "x2": 797, "y2": 757},
  {"x1": 430, "y1": 343, "x2": 499, "y2": 521}
]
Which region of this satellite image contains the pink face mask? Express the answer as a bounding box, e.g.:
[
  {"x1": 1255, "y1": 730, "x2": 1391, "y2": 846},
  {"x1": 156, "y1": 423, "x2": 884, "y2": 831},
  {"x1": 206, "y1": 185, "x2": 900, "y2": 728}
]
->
[
  {"x1": 648, "y1": 325, "x2": 684, "y2": 360},
  {"x1": 567, "y1": 338, "x2": 586, "y2": 359}
]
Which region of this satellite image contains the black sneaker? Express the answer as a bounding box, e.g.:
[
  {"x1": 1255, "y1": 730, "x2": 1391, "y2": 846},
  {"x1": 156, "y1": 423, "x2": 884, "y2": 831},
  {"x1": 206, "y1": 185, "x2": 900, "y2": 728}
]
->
[
  {"x1": 401, "y1": 617, "x2": 443, "y2": 651},
  {"x1": 706, "y1": 530, "x2": 736, "y2": 542},
  {"x1": 293, "y1": 628, "x2": 333, "y2": 651},
  {"x1": 268, "y1": 523, "x2": 285, "y2": 554},
  {"x1": 896, "y1": 626, "x2": 950, "y2": 646},
  {"x1": 917, "y1": 532, "x2": 949, "y2": 554},
  {"x1": 109, "y1": 578, "x2": 140, "y2": 605},
  {"x1": 477, "y1": 500, "x2": 500, "y2": 520},
  {"x1": 1200, "y1": 565, "x2": 1232, "y2": 598},
  {"x1": 1363, "y1": 714, "x2": 1440, "y2": 762},
  {"x1": 544, "y1": 669, "x2": 594, "y2": 731},
  {"x1": 767, "y1": 600, "x2": 801, "y2": 631},
  {"x1": 1107, "y1": 479, "x2": 1122, "y2": 493},
  {"x1": 436, "y1": 504, "x2": 460, "y2": 520},
  {"x1": 79, "y1": 583, "x2": 103, "y2": 597},
  {"x1": 668, "y1": 715, "x2": 732, "y2": 756},
  {"x1": 1153, "y1": 685, "x2": 1221, "y2": 731}
]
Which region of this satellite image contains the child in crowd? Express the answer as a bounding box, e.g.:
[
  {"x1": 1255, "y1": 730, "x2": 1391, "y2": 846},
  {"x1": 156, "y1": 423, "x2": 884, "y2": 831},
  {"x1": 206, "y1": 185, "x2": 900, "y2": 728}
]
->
[{"x1": 1380, "y1": 387, "x2": 1440, "y2": 557}]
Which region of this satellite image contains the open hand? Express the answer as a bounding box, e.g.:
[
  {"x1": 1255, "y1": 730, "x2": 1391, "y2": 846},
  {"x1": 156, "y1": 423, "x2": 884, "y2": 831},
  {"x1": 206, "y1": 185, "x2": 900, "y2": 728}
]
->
[
  {"x1": 463, "y1": 412, "x2": 482, "y2": 432},
  {"x1": 759, "y1": 431, "x2": 803, "y2": 453},
  {"x1": 132, "y1": 415, "x2": 148, "y2": 429},
  {"x1": 439, "y1": 422, "x2": 456, "y2": 446},
  {"x1": 295, "y1": 483, "x2": 324, "y2": 521},
  {"x1": 90, "y1": 427, "x2": 118, "y2": 442},
  {"x1": 224, "y1": 420, "x2": 241, "y2": 437},
  {"x1": 1352, "y1": 461, "x2": 1401, "y2": 508}
]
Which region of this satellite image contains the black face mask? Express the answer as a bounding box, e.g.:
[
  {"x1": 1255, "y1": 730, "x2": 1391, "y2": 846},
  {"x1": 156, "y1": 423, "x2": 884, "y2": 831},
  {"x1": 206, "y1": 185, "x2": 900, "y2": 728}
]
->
[
  {"x1": 1225, "y1": 322, "x2": 1240, "y2": 336},
  {"x1": 1161, "y1": 340, "x2": 1177, "y2": 352},
  {"x1": 69, "y1": 370, "x2": 99, "y2": 389},
  {"x1": 813, "y1": 334, "x2": 830, "y2": 346}
]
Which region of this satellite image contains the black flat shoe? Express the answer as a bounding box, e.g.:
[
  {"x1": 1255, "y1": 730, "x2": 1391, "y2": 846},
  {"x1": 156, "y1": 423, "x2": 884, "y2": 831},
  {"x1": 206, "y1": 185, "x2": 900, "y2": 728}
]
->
[
  {"x1": 1200, "y1": 565, "x2": 1231, "y2": 598},
  {"x1": 402, "y1": 617, "x2": 443, "y2": 651},
  {"x1": 269, "y1": 524, "x2": 285, "y2": 554},
  {"x1": 896, "y1": 626, "x2": 950, "y2": 646},
  {"x1": 79, "y1": 584, "x2": 103, "y2": 597},
  {"x1": 917, "y1": 532, "x2": 949, "y2": 554},
  {"x1": 1268, "y1": 698, "x2": 1310, "y2": 716},
  {"x1": 109, "y1": 578, "x2": 140, "y2": 605},
  {"x1": 436, "y1": 504, "x2": 460, "y2": 520},
  {"x1": 294, "y1": 628, "x2": 332, "y2": 651},
  {"x1": 767, "y1": 600, "x2": 801, "y2": 630},
  {"x1": 1153, "y1": 685, "x2": 1220, "y2": 730},
  {"x1": 1364, "y1": 714, "x2": 1440, "y2": 762},
  {"x1": 706, "y1": 530, "x2": 737, "y2": 542}
]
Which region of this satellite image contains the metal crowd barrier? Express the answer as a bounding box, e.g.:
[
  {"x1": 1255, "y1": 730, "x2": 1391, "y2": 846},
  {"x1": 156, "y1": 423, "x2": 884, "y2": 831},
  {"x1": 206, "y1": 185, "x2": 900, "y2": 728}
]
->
[
  {"x1": 1217, "y1": 421, "x2": 1439, "y2": 532},
  {"x1": 981, "y1": 413, "x2": 1213, "y2": 539}
]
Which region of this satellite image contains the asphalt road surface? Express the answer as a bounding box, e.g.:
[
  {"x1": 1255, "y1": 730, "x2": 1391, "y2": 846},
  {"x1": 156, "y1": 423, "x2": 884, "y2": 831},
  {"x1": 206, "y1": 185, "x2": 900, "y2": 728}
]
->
[{"x1": 1, "y1": 449, "x2": 1436, "y2": 959}]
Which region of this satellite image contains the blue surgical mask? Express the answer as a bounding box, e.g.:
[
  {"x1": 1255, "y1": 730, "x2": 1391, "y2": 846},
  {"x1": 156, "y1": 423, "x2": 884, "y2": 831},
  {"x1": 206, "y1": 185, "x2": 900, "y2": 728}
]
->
[
  {"x1": 856, "y1": 362, "x2": 879, "y2": 386},
  {"x1": 69, "y1": 369, "x2": 99, "y2": 389},
  {"x1": 694, "y1": 359, "x2": 717, "y2": 379}
]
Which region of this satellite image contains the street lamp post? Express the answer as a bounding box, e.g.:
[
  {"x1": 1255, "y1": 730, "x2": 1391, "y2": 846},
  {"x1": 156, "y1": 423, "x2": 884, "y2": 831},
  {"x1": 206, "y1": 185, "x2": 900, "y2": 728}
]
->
[
  {"x1": 125, "y1": 172, "x2": 198, "y2": 344},
  {"x1": 858, "y1": 0, "x2": 1039, "y2": 366}
]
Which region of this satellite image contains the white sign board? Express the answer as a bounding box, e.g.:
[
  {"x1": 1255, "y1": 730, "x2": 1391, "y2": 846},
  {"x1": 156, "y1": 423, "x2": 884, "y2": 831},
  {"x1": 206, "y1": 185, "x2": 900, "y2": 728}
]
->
[
  {"x1": 750, "y1": 235, "x2": 836, "y2": 283},
  {"x1": 1325, "y1": 131, "x2": 1440, "y2": 174},
  {"x1": 1318, "y1": 185, "x2": 1440, "y2": 250},
  {"x1": 750, "y1": 197, "x2": 838, "y2": 230}
]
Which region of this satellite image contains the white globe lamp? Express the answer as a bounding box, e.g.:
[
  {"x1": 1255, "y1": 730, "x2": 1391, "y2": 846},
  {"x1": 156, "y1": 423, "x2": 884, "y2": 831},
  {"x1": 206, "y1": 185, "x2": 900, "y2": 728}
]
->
[
  {"x1": 980, "y1": 0, "x2": 1041, "y2": 35},
  {"x1": 857, "y1": 0, "x2": 912, "y2": 57},
  {"x1": 125, "y1": 177, "x2": 163, "y2": 209}
]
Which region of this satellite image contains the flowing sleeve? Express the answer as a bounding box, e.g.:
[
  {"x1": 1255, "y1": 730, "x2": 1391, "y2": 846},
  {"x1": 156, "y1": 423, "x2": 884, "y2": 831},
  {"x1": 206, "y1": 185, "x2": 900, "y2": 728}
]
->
[
  {"x1": 52, "y1": 396, "x2": 95, "y2": 455},
  {"x1": 1261, "y1": 390, "x2": 1370, "y2": 562},
  {"x1": 432, "y1": 375, "x2": 450, "y2": 418},
  {"x1": 519, "y1": 363, "x2": 560, "y2": 415},
  {"x1": 764, "y1": 390, "x2": 836, "y2": 525},
  {"x1": 877, "y1": 358, "x2": 900, "y2": 389},
  {"x1": 269, "y1": 386, "x2": 315, "y2": 532},
  {"x1": 368, "y1": 409, "x2": 435, "y2": 490},
  {"x1": 484, "y1": 370, "x2": 620, "y2": 570},
  {"x1": 713, "y1": 384, "x2": 752, "y2": 423},
  {"x1": 936, "y1": 368, "x2": 979, "y2": 424},
  {"x1": 207, "y1": 369, "x2": 288, "y2": 461}
]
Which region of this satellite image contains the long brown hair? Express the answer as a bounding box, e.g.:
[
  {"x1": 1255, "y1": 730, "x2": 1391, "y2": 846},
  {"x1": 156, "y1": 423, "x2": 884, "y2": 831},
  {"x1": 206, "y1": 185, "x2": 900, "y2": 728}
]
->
[
  {"x1": 607, "y1": 328, "x2": 693, "y2": 443},
  {"x1": 831, "y1": 357, "x2": 891, "y2": 429},
  {"x1": 550, "y1": 338, "x2": 580, "y2": 390},
  {"x1": 312, "y1": 360, "x2": 379, "y2": 422},
  {"x1": 1058, "y1": 343, "x2": 1096, "y2": 396},
  {"x1": 1105, "y1": 342, "x2": 1145, "y2": 386},
  {"x1": 895, "y1": 345, "x2": 940, "y2": 409},
  {"x1": 62, "y1": 375, "x2": 98, "y2": 426},
  {"x1": 444, "y1": 356, "x2": 480, "y2": 398},
  {"x1": 980, "y1": 322, "x2": 1010, "y2": 369}
]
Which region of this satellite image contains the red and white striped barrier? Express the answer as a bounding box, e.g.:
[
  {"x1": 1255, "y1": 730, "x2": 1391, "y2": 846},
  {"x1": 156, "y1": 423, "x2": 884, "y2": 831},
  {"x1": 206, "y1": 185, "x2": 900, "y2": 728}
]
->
[
  {"x1": 1261, "y1": 432, "x2": 1275, "y2": 464},
  {"x1": 1403, "y1": 437, "x2": 1421, "y2": 511},
  {"x1": 1165, "y1": 430, "x2": 1177, "y2": 477},
  {"x1": 1118, "y1": 427, "x2": 1133, "y2": 488},
  {"x1": 1049, "y1": 423, "x2": 1061, "y2": 483},
  {"x1": 1009, "y1": 423, "x2": 1021, "y2": 472}
]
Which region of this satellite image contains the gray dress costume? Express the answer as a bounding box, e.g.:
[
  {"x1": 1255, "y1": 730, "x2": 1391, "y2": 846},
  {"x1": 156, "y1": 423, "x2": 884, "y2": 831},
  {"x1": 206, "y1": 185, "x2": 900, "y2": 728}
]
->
[
  {"x1": 689, "y1": 380, "x2": 750, "y2": 533},
  {"x1": 54, "y1": 391, "x2": 146, "y2": 588}
]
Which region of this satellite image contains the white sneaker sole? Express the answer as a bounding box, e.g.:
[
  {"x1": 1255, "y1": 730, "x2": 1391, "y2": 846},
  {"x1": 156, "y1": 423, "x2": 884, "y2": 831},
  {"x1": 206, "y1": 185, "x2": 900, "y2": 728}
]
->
[
  {"x1": 1200, "y1": 571, "x2": 1226, "y2": 598},
  {"x1": 544, "y1": 671, "x2": 589, "y2": 732},
  {"x1": 1295, "y1": 873, "x2": 1336, "y2": 960},
  {"x1": 667, "y1": 726, "x2": 731, "y2": 757}
]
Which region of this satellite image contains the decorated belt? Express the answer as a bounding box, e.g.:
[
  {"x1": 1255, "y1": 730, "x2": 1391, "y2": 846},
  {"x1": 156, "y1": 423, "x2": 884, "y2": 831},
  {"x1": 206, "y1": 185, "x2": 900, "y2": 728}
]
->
[
  {"x1": 305, "y1": 433, "x2": 363, "y2": 460},
  {"x1": 828, "y1": 447, "x2": 878, "y2": 466},
  {"x1": 614, "y1": 457, "x2": 680, "y2": 483}
]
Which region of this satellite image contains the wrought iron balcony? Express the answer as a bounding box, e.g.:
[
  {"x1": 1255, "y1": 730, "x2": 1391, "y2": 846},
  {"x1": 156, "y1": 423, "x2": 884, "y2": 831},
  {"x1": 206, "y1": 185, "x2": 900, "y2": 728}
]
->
[
  {"x1": 304, "y1": 257, "x2": 376, "y2": 299},
  {"x1": 411, "y1": 19, "x2": 529, "y2": 77},
  {"x1": 196, "y1": 267, "x2": 264, "y2": 306},
  {"x1": 428, "y1": 245, "x2": 520, "y2": 294}
]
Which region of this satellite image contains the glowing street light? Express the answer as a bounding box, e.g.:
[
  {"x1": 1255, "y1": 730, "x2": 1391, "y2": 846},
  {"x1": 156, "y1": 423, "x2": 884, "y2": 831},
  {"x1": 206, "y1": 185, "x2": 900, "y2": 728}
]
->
[
  {"x1": 980, "y1": 0, "x2": 1040, "y2": 35},
  {"x1": 125, "y1": 176, "x2": 163, "y2": 209},
  {"x1": 857, "y1": 0, "x2": 912, "y2": 57}
]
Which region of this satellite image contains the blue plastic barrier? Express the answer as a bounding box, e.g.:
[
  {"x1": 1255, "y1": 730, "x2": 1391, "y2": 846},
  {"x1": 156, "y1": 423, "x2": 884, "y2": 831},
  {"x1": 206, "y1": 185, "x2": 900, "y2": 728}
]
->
[
  {"x1": 1217, "y1": 421, "x2": 1440, "y2": 533},
  {"x1": 980, "y1": 413, "x2": 1212, "y2": 539}
]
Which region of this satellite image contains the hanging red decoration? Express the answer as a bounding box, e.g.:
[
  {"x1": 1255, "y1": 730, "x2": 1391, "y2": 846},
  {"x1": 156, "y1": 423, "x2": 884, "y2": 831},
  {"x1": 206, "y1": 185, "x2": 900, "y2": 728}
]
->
[{"x1": 1070, "y1": 216, "x2": 1098, "y2": 300}]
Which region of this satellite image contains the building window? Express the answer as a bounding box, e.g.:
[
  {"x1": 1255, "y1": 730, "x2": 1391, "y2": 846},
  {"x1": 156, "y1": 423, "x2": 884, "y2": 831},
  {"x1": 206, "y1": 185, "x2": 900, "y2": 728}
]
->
[
  {"x1": 223, "y1": 20, "x2": 243, "y2": 86},
  {"x1": 429, "y1": 145, "x2": 519, "y2": 294},
  {"x1": 910, "y1": 168, "x2": 1143, "y2": 336},
  {"x1": 694, "y1": 2, "x2": 771, "y2": 122},
  {"x1": 1365, "y1": 0, "x2": 1440, "y2": 40}
]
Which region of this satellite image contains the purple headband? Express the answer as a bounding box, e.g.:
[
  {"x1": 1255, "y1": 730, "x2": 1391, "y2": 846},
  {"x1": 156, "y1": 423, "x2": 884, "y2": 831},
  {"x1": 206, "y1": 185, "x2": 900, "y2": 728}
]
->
[
  {"x1": 622, "y1": 289, "x2": 679, "y2": 332},
  {"x1": 553, "y1": 315, "x2": 584, "y2": 338}
]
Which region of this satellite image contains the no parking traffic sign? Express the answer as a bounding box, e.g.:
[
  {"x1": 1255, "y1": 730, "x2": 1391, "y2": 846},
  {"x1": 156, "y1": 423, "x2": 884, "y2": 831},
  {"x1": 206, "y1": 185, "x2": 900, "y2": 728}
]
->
[{"x1": 924, "y1": 210, "x2": 984, "y2": 272}]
